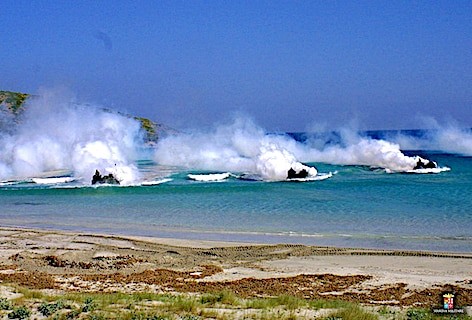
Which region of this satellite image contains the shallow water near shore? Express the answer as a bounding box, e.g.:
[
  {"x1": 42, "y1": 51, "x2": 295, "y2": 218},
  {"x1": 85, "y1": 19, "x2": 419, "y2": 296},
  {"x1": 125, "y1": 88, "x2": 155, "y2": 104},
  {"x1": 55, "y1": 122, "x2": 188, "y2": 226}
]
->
[{"x1": 1, "y1": 150, "x2": 471, "y2": 253}]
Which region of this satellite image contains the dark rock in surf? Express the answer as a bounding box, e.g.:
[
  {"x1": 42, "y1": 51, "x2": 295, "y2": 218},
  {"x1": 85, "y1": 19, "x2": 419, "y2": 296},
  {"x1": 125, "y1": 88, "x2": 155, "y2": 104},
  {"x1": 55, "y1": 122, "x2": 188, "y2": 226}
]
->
[
  {"x1": 413, "y1": 159, "x2": 437, "y2": 170},
  {"x1": 92, "y1": 169, "x2": 120, "y2": 185},
  {"x1": 287, "y1": 168, "x2": 309, "y2": 179}
]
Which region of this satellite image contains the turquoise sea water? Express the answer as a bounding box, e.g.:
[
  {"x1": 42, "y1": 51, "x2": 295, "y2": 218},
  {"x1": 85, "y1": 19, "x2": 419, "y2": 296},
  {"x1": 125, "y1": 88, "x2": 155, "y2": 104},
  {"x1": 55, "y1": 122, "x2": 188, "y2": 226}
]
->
[{"x1": 1, "y1": 149, "x2": 471, "y2": 253}]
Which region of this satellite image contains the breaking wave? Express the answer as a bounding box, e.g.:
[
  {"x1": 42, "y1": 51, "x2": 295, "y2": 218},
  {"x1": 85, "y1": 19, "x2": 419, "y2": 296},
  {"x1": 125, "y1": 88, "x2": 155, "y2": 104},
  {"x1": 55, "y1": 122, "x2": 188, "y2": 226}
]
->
[
  {"x1": 0, "y1": 89, "x2": 143, "y2": 185},
  {"x1": 32, "y1": 177, "x2": 76, "y2": 184},
  {"x1": 154, "y1": 118, "x2": 320, "y2": 181},
  {"x1": 1, "y1": 90, "x2": 468, "y2": 184},
  {"x1": 188, "y1": 172, "x2": 232, "y2": 182},
  {"x1": 298, "y1": 130, "x2": 451, "y2": 172},
  {"x1": 153, "y1": 118, "x2": 453, "y2": 177}
]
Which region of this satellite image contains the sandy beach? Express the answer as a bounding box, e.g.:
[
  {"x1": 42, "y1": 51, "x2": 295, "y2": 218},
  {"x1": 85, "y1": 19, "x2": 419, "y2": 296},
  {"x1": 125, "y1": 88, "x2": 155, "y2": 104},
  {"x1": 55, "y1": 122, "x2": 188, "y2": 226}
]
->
[{"x1": 0, "y1": 226, "x2": 470, "y2": 311}]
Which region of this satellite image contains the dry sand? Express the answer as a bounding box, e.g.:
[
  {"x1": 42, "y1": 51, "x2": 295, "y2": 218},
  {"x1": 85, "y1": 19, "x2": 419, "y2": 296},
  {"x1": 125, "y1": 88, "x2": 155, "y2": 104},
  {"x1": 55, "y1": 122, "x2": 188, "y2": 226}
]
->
[{"x1": 0, "y1": 227, "x2": 470, "y2": 307}]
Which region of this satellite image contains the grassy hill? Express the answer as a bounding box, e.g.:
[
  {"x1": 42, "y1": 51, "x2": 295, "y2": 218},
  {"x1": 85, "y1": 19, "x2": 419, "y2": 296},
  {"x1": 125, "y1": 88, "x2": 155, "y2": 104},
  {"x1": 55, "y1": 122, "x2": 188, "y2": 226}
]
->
[{"x1": 0, "y1": 90, "x2": 171, "y2": 143}]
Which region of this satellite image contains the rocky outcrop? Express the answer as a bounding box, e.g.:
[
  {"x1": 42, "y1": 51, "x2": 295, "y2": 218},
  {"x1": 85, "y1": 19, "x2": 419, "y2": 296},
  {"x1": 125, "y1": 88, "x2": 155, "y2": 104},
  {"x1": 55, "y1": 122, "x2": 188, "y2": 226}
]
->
[
  {"x1": 414, "y1": 158, "x2": 437, "y2": 170},
  {"x1": 287, "y1": 167, "x2": 309, "y2": 179},
  {"x1": 91, "y1": 170, "x2": 120, "y2": 185}
]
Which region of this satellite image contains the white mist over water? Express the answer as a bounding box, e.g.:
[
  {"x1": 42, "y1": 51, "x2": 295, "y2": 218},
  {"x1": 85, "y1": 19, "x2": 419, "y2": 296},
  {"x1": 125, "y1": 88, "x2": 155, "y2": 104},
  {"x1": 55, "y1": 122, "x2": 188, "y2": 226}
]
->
[
  {"x1": 391, "y1": 125, "x2": 472, "y2": 156},
  {"x1": 153, "y1": 117, "x2": 472, "y2": 175},
  {"x1": 153, "y1": 118, "x2": 428, "y2": 177},
  {"x1": 2, "y1": 91, "x2": 469, "y2": 184},
  {"x1": 153, "y1": 118, "x2": 317, "y2": 181},
  {"x1": 432, "y1": 127, "x2": 472, "y2": 156},
  {"x1": 299, "y1": 130, "x2": 422, "y2": 171},
  {"x1": 0, "y1": 90, "x2": 143, "y2": 184}
]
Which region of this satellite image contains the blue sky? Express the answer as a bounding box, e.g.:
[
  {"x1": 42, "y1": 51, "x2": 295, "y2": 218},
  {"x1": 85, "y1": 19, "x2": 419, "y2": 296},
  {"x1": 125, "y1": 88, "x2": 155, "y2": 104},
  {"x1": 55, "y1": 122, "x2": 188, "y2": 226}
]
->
[{"x1": 1, "y1": 0, "x2": 471, "y2": 131}]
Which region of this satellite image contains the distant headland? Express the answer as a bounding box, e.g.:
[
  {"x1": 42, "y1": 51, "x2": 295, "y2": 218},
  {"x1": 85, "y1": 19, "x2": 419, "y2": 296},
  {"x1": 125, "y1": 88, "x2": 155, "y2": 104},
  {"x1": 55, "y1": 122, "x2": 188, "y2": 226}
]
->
[{"x1": 0, "y1": 90, "x2": 174, "y2": 143}]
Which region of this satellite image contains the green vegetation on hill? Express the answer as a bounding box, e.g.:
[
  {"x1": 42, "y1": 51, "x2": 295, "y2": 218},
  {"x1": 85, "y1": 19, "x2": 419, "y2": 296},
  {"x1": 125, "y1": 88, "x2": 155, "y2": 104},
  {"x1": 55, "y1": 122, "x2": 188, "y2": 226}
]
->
[
  {"x1": 0, "y1": 91, "x2": 29, "y2": 115},
  {"x1": 135, "y1": 116, "x2": 159, "y2": 143},
  {"x1": 0, "y1": 90, "x2": 166, "y2": 142}
]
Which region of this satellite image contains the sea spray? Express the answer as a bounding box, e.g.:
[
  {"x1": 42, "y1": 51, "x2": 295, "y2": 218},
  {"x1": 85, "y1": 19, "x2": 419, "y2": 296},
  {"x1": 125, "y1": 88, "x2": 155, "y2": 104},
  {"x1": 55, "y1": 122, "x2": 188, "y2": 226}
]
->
[
  {"x1": 256, "y1": 143, "x2": 317, "y2": 180},
  {"x1": 0, "y1": 89, "x2": 143, "y2": 184},
  {"x1": 153, "y1": 117, "x2": 447, "y2": 175},
  {"x1": 2, "y1": 94, "x2": 462, "y2": 183},
  {"x1": 358, "y1": 117, "x2": 472, "y2": 156},
  {"x1": 300, "y1": 134, "x2": 419, "y2": 171},
  {"x1": 153, "y1": 118, "x2": 317, "y2": 181},
  {"x1": 392, "y1": 127, "x2": 472, "y2": 156}
]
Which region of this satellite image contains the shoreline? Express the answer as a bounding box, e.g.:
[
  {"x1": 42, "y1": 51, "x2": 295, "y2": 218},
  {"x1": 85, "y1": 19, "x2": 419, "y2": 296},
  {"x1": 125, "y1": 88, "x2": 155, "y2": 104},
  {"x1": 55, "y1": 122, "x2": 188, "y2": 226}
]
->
[
  {"x1": 0, "y1": 226, "x2": 471, "y2": 309},
  {"x1": 2, "y1": 225, "x2": 472, "y2": 256},
  {"x1": 2, "y1": 222, "x2": 471, "y2": 254}
]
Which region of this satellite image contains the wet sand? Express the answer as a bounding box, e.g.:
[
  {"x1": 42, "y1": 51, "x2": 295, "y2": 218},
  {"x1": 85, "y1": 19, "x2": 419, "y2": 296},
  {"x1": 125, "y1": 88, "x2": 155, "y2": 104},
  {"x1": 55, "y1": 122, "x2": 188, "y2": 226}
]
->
[{"x1": 0, "y1": 227, "x2": 471, "y2": 307}]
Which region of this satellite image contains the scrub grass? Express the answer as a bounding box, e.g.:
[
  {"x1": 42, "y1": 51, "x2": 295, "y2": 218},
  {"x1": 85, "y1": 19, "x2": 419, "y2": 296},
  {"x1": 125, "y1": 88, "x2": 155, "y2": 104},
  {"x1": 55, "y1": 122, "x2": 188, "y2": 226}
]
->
[
  {"x1": 2, "y1": 286, "x2": 471, "y2": 320},
  {"x1": 323, "y1": 304, "x2": 380, "y2": 320}
]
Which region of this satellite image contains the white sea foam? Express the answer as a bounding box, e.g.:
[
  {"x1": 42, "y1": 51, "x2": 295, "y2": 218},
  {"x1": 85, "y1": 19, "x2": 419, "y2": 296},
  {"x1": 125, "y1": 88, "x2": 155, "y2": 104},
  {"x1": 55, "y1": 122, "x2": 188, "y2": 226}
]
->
[
  {"x1": 0, "y1": 89, "x2": 143, "y2": 185},
  {"x1": 287, "y1": 172, "x2": 334, "y2": 182},
  {"x1": 403, "y1": 167, "x2": 451, "y2": 174},
  {"x1": 32, "y1": 177, "x2": 76, "y2": 184},
  {"x1": 0, "y1": 181, "x2": 19, "y2": 186},
  {"x1": 141, "y1": 178, "x2": 173, "y2": 186},
  {"x1": 188, "y1": 172, "x2": 231, "y2": 182}
]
